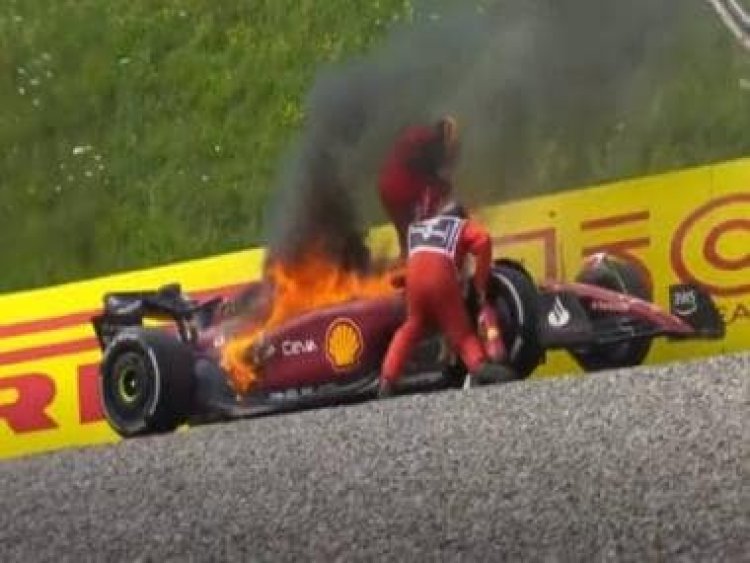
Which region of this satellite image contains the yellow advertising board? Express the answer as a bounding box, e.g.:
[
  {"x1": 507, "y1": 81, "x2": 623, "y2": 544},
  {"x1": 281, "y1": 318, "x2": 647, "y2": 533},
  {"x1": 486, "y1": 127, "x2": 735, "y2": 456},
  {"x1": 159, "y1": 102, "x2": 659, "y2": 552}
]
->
[
  {"x1": 1, "y1": 158, "x2": 748, "y2": 460},
  {"x1": 477, "y1": 157, "x2": 749, "y2": 374}
]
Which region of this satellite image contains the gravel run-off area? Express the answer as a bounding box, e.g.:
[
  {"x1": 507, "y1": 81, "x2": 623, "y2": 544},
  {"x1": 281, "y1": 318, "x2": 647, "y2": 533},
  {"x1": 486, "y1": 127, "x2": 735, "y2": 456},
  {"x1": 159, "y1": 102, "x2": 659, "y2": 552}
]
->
[{"x1": 0, "y1": 353, "x2": 748, "y2": 562}]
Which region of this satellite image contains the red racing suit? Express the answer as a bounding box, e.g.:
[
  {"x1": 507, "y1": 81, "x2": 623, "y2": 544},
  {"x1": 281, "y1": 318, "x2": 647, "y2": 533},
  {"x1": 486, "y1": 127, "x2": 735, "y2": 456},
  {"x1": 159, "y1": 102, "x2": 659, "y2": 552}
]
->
[
  {"x1": 378, "y1": 125, "x2": 446, "y2": 256},
  {"x1": 381, "y1": 206, "x2": 493, "y2": 385}
]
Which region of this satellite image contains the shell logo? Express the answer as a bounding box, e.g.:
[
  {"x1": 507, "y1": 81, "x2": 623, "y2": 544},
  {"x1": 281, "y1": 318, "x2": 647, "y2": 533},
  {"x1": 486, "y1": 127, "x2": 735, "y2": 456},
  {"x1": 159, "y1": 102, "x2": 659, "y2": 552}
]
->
[{"x1": 325, "y1": 318, "x2": 363, "y2": 370}]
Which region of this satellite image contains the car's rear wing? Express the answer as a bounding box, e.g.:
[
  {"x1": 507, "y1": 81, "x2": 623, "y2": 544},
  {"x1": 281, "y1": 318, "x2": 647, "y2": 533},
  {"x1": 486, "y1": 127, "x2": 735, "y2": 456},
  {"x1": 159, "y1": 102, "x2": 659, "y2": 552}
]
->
[{"x1": 91, "y1": 283, "x2": 222, "y2": 350}]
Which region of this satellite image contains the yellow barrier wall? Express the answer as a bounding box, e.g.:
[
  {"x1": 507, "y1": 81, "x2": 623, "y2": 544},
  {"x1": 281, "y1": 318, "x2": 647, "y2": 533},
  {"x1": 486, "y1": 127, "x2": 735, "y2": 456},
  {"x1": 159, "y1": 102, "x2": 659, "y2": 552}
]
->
[
  {"x1": 1, "y1": 158, "x2": 748, "y2": 460},
  {"x1": 478, "y1": 157, "x2": 749, "y2": 374}
]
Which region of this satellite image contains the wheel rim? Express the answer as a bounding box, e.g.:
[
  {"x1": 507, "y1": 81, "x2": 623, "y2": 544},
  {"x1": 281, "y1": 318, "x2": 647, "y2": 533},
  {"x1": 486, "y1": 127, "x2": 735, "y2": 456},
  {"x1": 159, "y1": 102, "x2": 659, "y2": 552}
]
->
[
  {"x1": 104, "y1": 350, "x2": 156, "y2": 430},
  {"x1": 117, "y1": 364, "x2": 144, "y2": 404}
]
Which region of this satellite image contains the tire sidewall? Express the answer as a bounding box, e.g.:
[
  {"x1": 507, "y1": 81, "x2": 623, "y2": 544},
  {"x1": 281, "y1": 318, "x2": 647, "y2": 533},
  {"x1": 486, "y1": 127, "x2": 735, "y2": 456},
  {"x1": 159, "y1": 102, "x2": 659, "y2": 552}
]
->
[
  {"x1": 100, "y1": 330, "x2": 164, "y2": 437},
  {"x1": 573, "y1": 257, "x2": 653, "y2": 370},
  {"x1": 490, "y1": 263, "x2": 544, "y2": 379}
]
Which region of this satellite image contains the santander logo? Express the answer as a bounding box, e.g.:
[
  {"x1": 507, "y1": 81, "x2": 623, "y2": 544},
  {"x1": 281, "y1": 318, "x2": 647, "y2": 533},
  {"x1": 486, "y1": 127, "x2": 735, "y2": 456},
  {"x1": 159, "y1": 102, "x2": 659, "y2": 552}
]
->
[{"x1": 548, "y1": 296, "x2": 571, "y2": 328}]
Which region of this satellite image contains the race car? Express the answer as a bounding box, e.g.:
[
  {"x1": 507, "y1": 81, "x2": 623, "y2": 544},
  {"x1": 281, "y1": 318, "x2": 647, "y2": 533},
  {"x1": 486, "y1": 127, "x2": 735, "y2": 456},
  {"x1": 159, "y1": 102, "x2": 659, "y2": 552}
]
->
[{"x1": 91, "y1": 254, "x2": 725, "y2": 438}]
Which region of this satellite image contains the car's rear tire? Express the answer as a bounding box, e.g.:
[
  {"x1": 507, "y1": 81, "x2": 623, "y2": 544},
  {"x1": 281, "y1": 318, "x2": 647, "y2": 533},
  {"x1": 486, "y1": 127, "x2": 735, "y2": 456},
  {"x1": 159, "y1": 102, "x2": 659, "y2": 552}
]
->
[
  {"x1": 100, "y1": 328, "x2": 194, "y2": 438},
  {"x1": 571, "y1": 255, "x2": 653, "y2": 371}
]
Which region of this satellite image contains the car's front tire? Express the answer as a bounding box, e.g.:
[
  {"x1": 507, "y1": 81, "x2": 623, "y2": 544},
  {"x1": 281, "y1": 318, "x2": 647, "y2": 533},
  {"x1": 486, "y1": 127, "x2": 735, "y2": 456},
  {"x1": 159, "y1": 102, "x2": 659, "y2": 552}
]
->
[
  {"x1": 489, "y1": 261, "x2": 544, "y2": 379},
  {"x1": 100, "y1": 328, "x2": 194, "y2": 437},
  {"x1": 571, "y1": 255, "x2": 653, "y2": 371}
]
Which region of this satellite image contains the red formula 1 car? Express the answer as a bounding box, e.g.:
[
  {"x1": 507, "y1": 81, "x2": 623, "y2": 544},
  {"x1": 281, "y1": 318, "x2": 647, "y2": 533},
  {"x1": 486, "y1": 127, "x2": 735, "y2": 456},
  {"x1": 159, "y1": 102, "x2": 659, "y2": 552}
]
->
[{"x1": 92, "y1": 254, "x2": 724, "y2": 437}]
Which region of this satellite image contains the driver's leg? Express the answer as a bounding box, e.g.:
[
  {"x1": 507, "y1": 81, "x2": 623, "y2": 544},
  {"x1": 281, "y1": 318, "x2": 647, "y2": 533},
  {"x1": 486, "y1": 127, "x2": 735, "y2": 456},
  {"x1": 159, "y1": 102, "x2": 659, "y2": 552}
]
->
[
  {"x1": 438, "y1": 301, "x2": 516, "y2": 385},
  {"x1": 380, "y1": 313, "x2": 425, "y2": 393},
  {"x1": 431, "y1": 288, "x2": 486, "y2": 374}
]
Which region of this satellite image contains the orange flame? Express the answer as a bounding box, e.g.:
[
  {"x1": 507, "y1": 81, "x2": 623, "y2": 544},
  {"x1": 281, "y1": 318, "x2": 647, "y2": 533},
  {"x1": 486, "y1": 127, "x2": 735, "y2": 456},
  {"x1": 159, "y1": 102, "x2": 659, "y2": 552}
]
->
[{"x1": 221, "y1": 250, "x2": 400, "y2": 394}]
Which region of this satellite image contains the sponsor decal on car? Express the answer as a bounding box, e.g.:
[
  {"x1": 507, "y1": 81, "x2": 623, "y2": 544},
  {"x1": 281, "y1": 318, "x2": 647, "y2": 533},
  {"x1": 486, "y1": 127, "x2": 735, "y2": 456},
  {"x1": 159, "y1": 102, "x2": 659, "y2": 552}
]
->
[
  {"x1": 270, "y1": 387, "x2": 315, "y2": 401},
  {"x1": 547, "y1": 296, "x2": 571, "y2": 328},
  {"x1": 281, "y1": 338, "x2": 318, "y2": 357},
  {"x1": 590, "y1": 300, "x2": 631, "y2": 313},
  {"x1": 325, "y1": 318, "x2": 363, "y2": 370},
  {"x1": 673, "y1": 288, "x2": 699, "y2": 316}
]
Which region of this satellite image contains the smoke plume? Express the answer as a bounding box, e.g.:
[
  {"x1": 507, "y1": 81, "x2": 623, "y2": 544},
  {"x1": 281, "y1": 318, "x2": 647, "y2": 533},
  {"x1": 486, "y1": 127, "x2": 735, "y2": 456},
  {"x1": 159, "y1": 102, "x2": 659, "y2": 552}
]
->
[{"x1": 267, "y1": 0, "x2": 690, "y2": 267}]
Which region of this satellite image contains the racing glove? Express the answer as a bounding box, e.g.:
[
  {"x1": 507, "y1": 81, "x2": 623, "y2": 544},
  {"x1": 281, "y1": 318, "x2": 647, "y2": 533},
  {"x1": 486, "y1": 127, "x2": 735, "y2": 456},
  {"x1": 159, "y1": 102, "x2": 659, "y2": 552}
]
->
[{"x1": 477, "y1": 302, "x2": 506, "y2": 363}]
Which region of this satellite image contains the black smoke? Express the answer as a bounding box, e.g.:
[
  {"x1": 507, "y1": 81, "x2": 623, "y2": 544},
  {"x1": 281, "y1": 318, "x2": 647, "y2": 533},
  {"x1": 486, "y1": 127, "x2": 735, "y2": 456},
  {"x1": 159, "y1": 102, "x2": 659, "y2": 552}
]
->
[{"x1": 266, "y1": 0, "x2": 690, "y2": 268}]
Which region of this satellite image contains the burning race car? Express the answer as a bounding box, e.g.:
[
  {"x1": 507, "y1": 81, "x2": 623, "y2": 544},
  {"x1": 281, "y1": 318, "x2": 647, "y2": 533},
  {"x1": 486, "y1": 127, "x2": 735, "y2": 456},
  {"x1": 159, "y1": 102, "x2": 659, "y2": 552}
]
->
[{"x1": 92, "y1": 253, "x2": 724, "y2": 438}]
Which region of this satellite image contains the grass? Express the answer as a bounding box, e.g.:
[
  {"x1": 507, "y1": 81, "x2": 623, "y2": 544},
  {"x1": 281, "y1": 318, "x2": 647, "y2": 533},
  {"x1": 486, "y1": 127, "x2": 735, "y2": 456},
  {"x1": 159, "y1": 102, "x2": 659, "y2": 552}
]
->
[{"x1": 0, "y1": 0, "x2": 748, "y2": 292}]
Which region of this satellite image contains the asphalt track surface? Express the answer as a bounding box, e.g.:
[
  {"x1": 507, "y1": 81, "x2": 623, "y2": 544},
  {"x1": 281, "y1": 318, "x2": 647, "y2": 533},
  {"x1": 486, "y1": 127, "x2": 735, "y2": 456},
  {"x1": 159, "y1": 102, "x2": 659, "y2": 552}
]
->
[{"x1": 1, "y1": 354, "x2": 748, "y2": 562}]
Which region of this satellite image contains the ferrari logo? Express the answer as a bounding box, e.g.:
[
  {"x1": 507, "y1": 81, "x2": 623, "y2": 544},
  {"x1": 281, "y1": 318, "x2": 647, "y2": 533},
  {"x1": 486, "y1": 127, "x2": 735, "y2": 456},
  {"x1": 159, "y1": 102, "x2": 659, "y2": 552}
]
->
[{"x1": 325, "y1": 318, "x2": 363, "y2": 370}]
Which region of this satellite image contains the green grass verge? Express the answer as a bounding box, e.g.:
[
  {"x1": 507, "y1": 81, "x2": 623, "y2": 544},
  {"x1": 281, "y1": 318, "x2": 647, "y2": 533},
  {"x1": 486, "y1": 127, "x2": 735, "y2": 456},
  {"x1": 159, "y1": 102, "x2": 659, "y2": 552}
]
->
[{"x1": 0, "y1": 0, "x2": 747, "y2": 292}]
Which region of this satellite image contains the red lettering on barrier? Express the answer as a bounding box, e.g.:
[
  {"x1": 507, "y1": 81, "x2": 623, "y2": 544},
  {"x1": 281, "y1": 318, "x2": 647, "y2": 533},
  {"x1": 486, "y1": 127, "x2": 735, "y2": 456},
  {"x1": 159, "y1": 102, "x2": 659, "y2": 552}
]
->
[
  {"x1": 493, "y1": 228, "x2": 558, "y2": 280},
  {"x1": 671, "y1": 193, "x2": 750, "y2": 297},
  {"x1": 580, "y1": 211, "x2": 650, "y2": 230},
  {"x1": 77, "y1": 364, "x2": 104, "y2": 424},
  {"x1": 725, "y1": 302, "x2": 750, "y2": 325},
  {"x1": 0, "y1": 337, "x2": 100, "y2": 367},
  {"x1": 580, "y1": 211, "x2": 653, "y2": 294},
  {"x1": 703, "y1": 219, "x2": 750, "y2": 272},
  {"x1": 0, "y1": 374, "x2": 57, "y2": 433},
  {"x1": 0, "y1": 310, "x2": 98, "y2": 339}
]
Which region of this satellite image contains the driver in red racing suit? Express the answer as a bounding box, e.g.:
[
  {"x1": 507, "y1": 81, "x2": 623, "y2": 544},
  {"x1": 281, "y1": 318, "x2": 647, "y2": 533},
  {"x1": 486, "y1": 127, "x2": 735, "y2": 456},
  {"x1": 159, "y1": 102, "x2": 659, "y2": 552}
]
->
[
  {"x1": 378, "y1": 187, "x2": 517, "y2": 398},
  {"x1": 378, "y1": 116, "x2": 460, "y2": 257}
]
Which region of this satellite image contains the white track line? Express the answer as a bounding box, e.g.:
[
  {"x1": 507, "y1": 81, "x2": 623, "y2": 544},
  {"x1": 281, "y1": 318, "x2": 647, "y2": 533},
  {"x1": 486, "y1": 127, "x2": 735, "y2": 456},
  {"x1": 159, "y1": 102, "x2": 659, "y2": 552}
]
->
[{"x1": 707, "y1": 0, "x2": 750, "y2": 51}]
